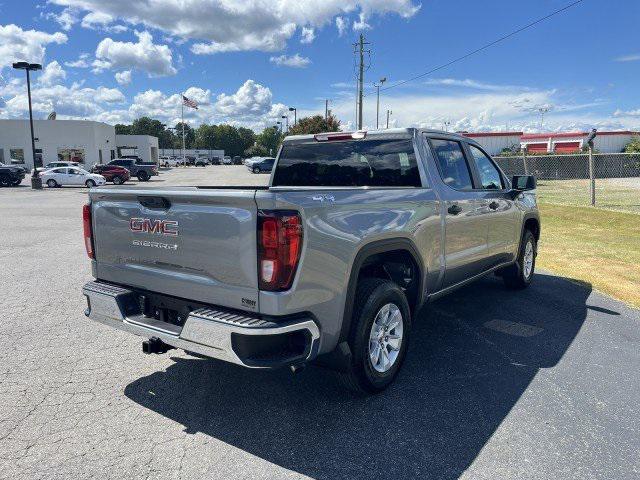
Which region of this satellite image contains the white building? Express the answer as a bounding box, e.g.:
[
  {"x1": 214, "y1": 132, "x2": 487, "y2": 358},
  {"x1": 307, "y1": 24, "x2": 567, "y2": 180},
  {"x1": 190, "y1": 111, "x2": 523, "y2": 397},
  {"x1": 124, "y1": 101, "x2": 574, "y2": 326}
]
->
[
  {"x1": 116, "y1": 134, "x2": 159, "y2": 164},
  {"x1": 0, "y1": 119, "x2": 159, "y2": 169},
  {"x1": 461, "y1": 132, "x2": 523, "y2": 155}
]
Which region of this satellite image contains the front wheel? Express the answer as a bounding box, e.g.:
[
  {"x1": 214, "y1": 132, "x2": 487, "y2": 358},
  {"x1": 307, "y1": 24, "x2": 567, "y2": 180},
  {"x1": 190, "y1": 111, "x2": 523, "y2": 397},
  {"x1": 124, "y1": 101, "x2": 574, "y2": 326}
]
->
[
  {"x1": 502, "y1": 229, "x2": 537, "y2": 289},
  {"x1": 0, "y1": 175, "x2": 10, "y2": 187},
  {"x1": 12, "y1": 180, "x2": 22, "y2": 186},
  {"x1": 253, "y1": 167, "x2": 260, "y2": 174},
  {"x1": 112, "y1": 176, "x2": 123, "y2": 185},
  {"x1": 340, "y1": 278, "x2": 411, "y2": 394},
  {"x1": 85, "y1": 179, "x2": 96, "y2": 188}
]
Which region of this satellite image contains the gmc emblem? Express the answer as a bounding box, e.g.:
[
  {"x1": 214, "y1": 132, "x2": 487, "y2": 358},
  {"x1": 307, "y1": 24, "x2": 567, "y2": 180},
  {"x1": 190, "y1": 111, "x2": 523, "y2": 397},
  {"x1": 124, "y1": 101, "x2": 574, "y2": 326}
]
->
[{"x1": 130, "y1": 218, "x2": 178, "y2": 236}]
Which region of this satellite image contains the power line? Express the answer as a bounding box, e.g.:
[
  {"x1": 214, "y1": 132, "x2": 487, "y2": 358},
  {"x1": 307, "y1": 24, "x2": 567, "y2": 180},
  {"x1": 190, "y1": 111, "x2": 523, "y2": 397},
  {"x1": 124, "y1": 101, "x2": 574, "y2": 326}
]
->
[{"x1": 379, "y1": 0, "x2": 584, "y2": 93}]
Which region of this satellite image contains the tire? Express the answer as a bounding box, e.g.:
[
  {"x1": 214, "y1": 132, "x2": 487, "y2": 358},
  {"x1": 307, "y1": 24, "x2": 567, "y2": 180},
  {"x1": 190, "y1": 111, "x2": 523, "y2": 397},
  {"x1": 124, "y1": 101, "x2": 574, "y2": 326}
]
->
[
  {"x1": 339, "y1": 278, "x2": 412, "y2": 394},
  {"x1": 12, "y1": 180, "x2": 22, "y2": 186},
  {"x1": 0, "y1": 175, "x2": 11, "y2": 187},
  {"x1": 46, "y1": 179, "x2": 58, "y2": 188},
  {"x1": 502, "y1": 229, "x2": 537, "y2": 289},
  {"x1": 85, "y1": 179, "x2": 96, "y2": 188},
  {"x1": 137, "y1": 171, "x2": 149, "y2": 182},
  {"x1": 253, "y1": 167, "x2": 260, "y2": 174},
  {"x1": 112, "y1": 176, "x2": 123, "y2": 185}
]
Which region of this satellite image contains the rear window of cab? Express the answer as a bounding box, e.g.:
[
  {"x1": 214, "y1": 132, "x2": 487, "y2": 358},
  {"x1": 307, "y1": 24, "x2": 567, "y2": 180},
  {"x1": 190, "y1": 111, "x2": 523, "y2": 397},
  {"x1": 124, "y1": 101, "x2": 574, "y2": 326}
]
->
[{"x1": 272, "y1": 139, "x2": 421, "y2": 187}]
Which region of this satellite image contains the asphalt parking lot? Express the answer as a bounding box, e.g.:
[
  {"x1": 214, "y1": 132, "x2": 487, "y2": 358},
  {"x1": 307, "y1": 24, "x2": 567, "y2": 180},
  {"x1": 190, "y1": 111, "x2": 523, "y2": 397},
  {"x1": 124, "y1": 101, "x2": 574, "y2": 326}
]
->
[{"x1": 1, "y1": 166, "x2": 639, "y2": 479}]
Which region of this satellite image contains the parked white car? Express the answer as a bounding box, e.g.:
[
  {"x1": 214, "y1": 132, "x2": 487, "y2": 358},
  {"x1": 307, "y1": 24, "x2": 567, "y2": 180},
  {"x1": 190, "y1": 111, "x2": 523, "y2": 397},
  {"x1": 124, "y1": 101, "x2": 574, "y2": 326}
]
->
[
  {"x1": 160, "y1": 157, "x2": 186, "y2": 167},
  {"x1": 222, "y1": 156, "x2": 233, "y2": 165},
  {"x1": 40, "y1": 167, "x2": 106, "y2": 188},
  {"x1": 33, "y1": 161, "x2": 81, "y2": 174}
]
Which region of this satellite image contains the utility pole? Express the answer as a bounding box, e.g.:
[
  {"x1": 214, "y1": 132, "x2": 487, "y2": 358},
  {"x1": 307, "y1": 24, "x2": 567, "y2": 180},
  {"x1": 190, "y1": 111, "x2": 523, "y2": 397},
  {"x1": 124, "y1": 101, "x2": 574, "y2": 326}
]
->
[
  {"x1": 374, "y1": 77, "x2": 386, "y2": 129},
  {"x1": 354, "y1": 33, "x2": 370, "y2": 130}
]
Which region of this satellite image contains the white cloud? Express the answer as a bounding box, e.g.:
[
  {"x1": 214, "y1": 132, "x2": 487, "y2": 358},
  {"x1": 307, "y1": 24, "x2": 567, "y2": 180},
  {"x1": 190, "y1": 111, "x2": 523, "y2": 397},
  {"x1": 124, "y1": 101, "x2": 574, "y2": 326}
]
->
[
  {"x1": 269, "y1": 53, "x2": 311, "y2": 68},
  {"x1": 335, "y1": 16, "x2": 348, "y2": 36},
  {"x1": 65, "y1": 53, "x2": 90, "y2": 68},
  {"x1": 39, "y1": 61, "x2": 66, "y2": 86},
  {"x1": 81, "y1": 12, "x2": 128, "y2": 33},
  {"x1": 0, "y1": 24, "x2": 67, "y2": 68},
  {"x1": 614, "y1": 108, "x2": 640, "y2": 117},
  {"x1": 216, "y1": 80, "x2": 273, "y2": 117},
  {"x1": 115, "y1": 70, "x2": 132, "y2": 85},
  {"x1": 50, "y1": 0, "x2": 420, "y2": 53},
  {"x1": 45, "y1": 7, "x2": 79, "y2": 31},
  {"x1": 94, "y1": 31, "x2": 176, "y2": 76},
  {"x1": 301, "y1": 27, "x2": 315, "y2": 44},
  {"x1": 324, "y1": 82, "x2": 639, "y2": 133},
  {"x1": 614, "y1": 54, "x2": 640, "y2": 62},
  {"x1": 423, "y1": 78, "x2": 532, "y2": 92},
  {"x1": 353, "y1": 12, "x2": 371, "y2": 31},
  {"x1": 1, "y1": 81, "x2": 125, "y2": 119}
]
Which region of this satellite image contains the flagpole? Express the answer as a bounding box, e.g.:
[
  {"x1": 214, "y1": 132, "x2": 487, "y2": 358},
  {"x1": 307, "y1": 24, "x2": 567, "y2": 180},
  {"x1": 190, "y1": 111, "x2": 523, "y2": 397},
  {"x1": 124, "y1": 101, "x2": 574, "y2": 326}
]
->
[{"x1": 181, "y1": 93, "x2": 185, "y2": 167}]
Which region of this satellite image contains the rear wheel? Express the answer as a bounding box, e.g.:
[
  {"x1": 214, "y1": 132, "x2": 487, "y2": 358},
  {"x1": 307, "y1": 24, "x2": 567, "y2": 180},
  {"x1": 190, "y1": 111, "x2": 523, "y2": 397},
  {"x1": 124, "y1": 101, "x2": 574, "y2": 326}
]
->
[
  {"x1": 137, "y1": 171, "x2": 149, "y2": 182},
  {"x1": 85, "y1": 179, "x2": 96, "y2": 188},
  {"x1": 112, "y1": 175, "x2": 123, "y2": 185},
  {"x1": 46, "y1": 179, "x2": 58, "y2": 188},
  {"x1": 502, "y1": 229, "x2": 537, "y2": 289},
  {"x1": 340, "y1": 278, "x2": 411, "y2": 394}
]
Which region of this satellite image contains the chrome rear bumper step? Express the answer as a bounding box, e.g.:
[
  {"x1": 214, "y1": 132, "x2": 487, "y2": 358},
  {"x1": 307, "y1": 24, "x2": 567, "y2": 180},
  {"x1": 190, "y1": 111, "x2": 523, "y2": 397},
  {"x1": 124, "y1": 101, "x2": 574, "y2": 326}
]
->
[{"x1": 82, "y1": 281, "x2": 320, "y2": 368}]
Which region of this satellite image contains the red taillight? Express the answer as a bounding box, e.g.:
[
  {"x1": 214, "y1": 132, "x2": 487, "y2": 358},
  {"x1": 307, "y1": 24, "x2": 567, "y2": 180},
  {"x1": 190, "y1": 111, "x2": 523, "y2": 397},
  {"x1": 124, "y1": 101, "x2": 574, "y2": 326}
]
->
[
  {"x1": 82, "y1": 203, "x2": 94, "y2": 259},
  {"x1": 258, "y1": 211, "x2": 303, "y2": 291}
]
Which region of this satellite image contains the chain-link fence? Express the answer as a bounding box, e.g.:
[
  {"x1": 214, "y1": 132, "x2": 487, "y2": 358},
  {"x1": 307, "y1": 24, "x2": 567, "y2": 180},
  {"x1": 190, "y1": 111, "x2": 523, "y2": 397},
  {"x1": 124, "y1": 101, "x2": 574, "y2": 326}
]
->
[{"x1": 495, "y1": 153, "x2": 640, "y2": 213}]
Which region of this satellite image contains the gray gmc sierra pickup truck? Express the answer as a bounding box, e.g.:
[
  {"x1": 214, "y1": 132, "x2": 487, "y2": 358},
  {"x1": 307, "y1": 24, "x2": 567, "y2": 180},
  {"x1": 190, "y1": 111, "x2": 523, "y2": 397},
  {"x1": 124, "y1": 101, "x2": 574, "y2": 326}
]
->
[{"x1": 82, "y1": 128, "x2": 539, "y2": 393}]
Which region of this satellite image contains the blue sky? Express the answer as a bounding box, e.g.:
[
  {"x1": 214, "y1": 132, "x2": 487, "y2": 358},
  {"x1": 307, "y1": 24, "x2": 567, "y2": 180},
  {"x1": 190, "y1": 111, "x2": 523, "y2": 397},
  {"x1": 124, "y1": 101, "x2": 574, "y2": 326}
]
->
[{"x1": 0, "y1": 0, "x2": 639, "y2": 132}]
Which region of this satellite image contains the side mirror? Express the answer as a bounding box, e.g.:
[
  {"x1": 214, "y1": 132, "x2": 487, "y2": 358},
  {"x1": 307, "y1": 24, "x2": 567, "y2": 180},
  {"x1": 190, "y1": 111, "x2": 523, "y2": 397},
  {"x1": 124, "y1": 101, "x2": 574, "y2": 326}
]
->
[{"x1": 511, "y1": 175, "x2": 536, "y2": 191}]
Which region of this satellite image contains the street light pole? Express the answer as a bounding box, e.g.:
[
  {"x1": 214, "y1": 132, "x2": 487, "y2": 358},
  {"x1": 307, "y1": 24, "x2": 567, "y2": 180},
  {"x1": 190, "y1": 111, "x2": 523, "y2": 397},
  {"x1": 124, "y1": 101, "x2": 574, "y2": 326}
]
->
[
  {"x1": 374, "y1": 77, "x2": 386, "y2": 130},
  {"x1": 288, "y1": 107, "x2": 297, "y2": 126},
  {"x1": 13, "y1": 62, "x2": 42, "y2": 189},
  {"x1": 281, "y1": 115, "x2": 289, "y2": 133},
  {"x1": 386, "y1": 109, "x2": 392, "y2": 129}
]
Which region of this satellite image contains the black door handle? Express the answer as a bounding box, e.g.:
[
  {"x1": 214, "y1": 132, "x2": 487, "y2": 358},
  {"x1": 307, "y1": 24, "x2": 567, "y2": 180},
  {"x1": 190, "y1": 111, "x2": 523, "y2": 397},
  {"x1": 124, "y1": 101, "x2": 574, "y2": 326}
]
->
[
  {"x1": 447, "y1": 204, "x2": 463, "y2": 215},
  {"x1": 489, "y1": 201, "x2": 499, "y2": 210}
]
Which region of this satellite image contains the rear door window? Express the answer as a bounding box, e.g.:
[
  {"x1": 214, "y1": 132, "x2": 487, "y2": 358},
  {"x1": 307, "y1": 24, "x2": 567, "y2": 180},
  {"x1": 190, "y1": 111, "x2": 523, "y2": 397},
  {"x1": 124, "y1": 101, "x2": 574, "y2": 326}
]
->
[
  {"x1": 272, "y1": 139, "x2": 421, "y2": 187},
  {"x1": 430, "y1": 139, "x2": 473, "y2": 190}
]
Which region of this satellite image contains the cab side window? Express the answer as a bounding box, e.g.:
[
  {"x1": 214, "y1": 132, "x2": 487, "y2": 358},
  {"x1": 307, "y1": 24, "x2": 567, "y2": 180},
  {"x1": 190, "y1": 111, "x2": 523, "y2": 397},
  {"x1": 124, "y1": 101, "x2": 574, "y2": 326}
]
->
[
  {"x1": 468, "y1": 145, "x2": 504, "y2": 190},
  {"x1": 430, "y1": 139, "x2": 473, "y2": 190}
]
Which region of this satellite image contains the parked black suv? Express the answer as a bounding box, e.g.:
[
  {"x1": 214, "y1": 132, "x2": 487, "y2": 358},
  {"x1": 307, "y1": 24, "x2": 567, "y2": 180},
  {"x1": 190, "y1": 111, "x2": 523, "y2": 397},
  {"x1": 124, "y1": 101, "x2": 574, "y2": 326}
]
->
[{"x1": 0, "y1": 163, "x2": 26, "y2": 187}]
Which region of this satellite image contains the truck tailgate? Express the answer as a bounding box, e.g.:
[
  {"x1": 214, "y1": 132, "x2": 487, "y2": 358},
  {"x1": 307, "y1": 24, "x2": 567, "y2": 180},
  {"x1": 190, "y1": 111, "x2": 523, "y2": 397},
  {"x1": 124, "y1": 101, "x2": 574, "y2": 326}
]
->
[{"x1": 89, "y1": 187, "x2": 260, "y2": 312}]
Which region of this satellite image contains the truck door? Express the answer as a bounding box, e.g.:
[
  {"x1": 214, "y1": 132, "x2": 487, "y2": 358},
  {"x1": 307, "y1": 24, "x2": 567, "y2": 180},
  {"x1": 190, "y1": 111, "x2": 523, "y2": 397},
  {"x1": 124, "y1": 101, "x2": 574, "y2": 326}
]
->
[
  {"x1": 427, "y1": 137, "x2": 490, "y2": 287},
  {"x1": 465, "y1": 143, "x2": 520, "y2": 267}
]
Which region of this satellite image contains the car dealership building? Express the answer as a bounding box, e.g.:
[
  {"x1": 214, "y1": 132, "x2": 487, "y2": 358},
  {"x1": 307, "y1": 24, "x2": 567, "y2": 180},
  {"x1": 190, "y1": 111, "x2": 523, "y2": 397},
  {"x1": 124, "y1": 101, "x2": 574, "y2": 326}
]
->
[{"x1": 0, "y1": 119, "x2": 158, "y2": 169}]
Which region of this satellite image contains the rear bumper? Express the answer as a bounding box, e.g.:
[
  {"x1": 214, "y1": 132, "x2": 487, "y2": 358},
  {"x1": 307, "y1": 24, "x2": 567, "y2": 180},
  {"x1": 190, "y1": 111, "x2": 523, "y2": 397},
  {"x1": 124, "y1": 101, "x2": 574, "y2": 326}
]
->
[{"x1": 82, "y1": 281, "x2": 320, "y2": 369}]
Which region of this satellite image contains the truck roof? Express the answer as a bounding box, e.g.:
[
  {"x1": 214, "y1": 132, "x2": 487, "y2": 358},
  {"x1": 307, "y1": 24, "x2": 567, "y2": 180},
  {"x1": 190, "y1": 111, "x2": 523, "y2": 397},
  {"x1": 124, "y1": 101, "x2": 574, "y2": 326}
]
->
[{"x1": 282, "y1": 128, "x2": 476, "y2": 144}]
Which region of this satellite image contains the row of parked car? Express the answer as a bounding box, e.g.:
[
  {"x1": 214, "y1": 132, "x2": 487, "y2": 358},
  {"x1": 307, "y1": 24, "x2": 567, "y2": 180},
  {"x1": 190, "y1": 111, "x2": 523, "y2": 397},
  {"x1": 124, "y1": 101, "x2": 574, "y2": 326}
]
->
[
  {"x1": 0, "y1": 157, "x2": 158, "y2": 188},
  {"x1": 159, "y1": 155, "x2": 245, "y2": 167}
]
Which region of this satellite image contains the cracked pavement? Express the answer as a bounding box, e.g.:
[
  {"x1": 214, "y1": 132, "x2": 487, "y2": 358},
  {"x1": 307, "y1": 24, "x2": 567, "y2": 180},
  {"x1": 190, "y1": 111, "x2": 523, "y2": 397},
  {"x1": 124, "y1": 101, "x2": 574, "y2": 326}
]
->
[{"x1": 1, "y1": 167, "x2": 639, "y2": 479}]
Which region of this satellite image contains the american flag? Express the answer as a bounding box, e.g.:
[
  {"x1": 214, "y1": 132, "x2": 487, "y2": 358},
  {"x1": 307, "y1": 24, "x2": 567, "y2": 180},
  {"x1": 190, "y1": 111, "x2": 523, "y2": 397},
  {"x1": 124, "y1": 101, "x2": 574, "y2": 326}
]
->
[{"x1": 182, "y1": 95, "x2": 198, "y2": 109}]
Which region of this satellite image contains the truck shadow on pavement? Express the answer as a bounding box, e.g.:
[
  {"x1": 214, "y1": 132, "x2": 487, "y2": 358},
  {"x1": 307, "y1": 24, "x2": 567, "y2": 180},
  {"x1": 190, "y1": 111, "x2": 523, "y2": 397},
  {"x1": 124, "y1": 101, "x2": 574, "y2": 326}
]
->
[{"x1": 124, "y1": 272, "x2": 591, "y2": 479}]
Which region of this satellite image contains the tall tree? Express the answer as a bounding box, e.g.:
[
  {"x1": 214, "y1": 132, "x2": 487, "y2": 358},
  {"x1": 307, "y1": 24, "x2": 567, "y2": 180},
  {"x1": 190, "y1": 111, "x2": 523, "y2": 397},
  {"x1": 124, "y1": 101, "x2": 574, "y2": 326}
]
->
[
  {"x1": 238, "y1": 127, "x2": 257, "y2": 154},
  {"x1": 173, "y1": 122, "x2": 195, "y2": 149},
  {"x1": 195, "y1": 124, "x2": 218, "y2": 150},
  {"x1": 256, "y1": 126, "x2": 283, "y2": 155},
  {"x1": 214, "y1": 124, "x2": 243, "y2": 156},
  {"x1": 287, "y1": 114, "x2": 340, "y2": 136}
]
